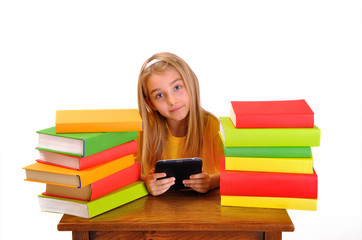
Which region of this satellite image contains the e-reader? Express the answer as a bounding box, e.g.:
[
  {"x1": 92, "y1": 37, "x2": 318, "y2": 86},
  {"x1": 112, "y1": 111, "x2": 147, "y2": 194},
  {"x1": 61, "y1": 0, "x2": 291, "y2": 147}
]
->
[{"x1": 155, "y1": 158, "x2": 203, "y2": 190}]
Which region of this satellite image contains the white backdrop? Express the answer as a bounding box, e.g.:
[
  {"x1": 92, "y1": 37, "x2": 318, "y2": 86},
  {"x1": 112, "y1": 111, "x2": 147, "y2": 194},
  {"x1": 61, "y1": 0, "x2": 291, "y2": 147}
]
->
[{"x1": 1, "y1": 1, "x2": 361, "y2": 239}]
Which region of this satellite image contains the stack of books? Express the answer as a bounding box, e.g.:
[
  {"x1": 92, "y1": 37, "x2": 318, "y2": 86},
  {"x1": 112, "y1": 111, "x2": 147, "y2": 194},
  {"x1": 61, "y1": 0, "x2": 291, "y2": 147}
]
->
[
  {"x1": 23, "y1": 109, "x2": 149, "y2": 218},
  {"x1": 219, "y1": 100, "x2": 321, "y2": 211}
]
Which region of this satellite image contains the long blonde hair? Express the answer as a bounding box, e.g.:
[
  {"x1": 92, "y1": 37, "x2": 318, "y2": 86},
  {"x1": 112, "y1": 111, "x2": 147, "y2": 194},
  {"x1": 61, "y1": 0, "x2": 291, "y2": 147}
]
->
[{"x1": 137, "y1": 52, "x2": 210, "y2": 174}]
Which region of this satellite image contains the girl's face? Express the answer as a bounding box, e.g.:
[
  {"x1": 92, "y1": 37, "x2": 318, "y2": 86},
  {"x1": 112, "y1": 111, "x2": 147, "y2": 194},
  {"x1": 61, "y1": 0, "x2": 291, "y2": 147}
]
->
[{"x1": 146, "y1": 68, "x2": 190, "y2": 125}]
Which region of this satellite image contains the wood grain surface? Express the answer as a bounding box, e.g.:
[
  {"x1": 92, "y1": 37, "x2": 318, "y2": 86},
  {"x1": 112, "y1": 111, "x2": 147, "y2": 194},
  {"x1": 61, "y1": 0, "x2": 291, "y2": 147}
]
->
[{"x1": 58, "y1": 189, "x2": 294, "y2": 240}]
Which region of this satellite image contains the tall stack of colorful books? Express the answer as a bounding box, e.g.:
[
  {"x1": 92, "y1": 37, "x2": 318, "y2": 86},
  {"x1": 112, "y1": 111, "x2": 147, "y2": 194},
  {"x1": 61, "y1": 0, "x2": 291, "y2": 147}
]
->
[
  {"x1": 219, "y1": 100, "x2": 321, "y2": 211},
  {"x1": 23, "y1": 109, "x2": 148, "y2": 218}
]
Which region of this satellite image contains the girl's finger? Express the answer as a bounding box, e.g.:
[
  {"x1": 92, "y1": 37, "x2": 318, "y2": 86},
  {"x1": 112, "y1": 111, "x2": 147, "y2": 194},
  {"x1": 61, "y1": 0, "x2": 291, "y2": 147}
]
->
[
  {"x1": 155, "y1": 177, "x2": 175, "y2": 186},
  {"x1": 152, "y1": 172, "x2": 167, "y2": 180},
  {"x1": 190, "y1": 172, "x2": 208, "y2": 179}
]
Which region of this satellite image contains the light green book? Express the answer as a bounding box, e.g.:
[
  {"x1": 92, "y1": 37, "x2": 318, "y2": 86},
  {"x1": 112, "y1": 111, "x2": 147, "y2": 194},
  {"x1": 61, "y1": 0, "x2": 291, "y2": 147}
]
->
[
  {"x1": 37, "y1": 126, "x2": 138, "y2": 157},
  {"x1": 219, "y1": 117, "x2": 321, "y2": 147},
  {"x1": 222, "y1": 144, "x2": 312, "y2": 158},
  {"x1": 38, "y1": 181, "x2": 148, "y2": 218}
]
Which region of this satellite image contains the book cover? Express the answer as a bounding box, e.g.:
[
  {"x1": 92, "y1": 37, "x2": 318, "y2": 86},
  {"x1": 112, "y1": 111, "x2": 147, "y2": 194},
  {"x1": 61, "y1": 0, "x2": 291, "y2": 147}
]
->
[
  {"x1": 37, "y1": 126, "x2": 137, "y2": 157},
  {"x1": 219, "y1": 117, "x2": 321, "y2": 147},
  {"x1": 56, "y1": 109, "x2": 143, "y2": 133},
  {"x1": 23, "y1": 154, "x2": 135, "y2": 188},
  {"x1": 37, "y1": 140, "x2": 137, "y2": 170},
  {"x1": 220, "y1": 195, "x2": 317, "y2": 211},
  {"x1": 44, "y1": 162, "x2": 141, "y2": 201},
  {"x1": 224, "y1": 155, "x2": 314, "y2": 174},
  {"x1": 38, "y1": 181, "x2": 149, "y2": 218},
  {"x1": 223, "y1": 145, "x2": 312, "y2": 158},
  {"x1": 230, "y1": 99, "x2": 314, "y2": 128},
  {"x1": 220, "y1": 158, "x2": 318, "y2": 199}
]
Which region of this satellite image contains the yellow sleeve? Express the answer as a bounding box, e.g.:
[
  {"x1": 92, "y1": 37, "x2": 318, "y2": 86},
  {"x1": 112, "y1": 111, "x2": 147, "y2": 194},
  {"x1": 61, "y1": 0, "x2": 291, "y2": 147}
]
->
[
  {"x1": 201, "y1": 115, "x2": 224, "y2": 174},
  {"x1": 213, "y1": 132, "x2": 224, "y2": 172}
]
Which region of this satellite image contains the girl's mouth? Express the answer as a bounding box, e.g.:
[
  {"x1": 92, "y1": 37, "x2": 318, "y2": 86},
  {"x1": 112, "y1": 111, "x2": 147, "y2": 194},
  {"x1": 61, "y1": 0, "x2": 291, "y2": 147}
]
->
[{"x1": 170, "y1": 106, "x2": 183, "y2": 112}]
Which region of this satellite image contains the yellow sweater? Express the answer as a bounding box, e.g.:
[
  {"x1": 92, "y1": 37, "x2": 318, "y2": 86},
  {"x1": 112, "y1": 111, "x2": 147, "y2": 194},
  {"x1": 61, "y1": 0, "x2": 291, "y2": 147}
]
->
[{"x1": 162, "y1": 115, "x2": 224, "y2": 174}]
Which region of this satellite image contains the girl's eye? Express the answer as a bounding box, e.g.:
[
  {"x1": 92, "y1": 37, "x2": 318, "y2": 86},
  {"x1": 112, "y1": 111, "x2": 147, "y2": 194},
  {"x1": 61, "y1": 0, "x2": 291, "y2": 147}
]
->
[
  {"x1": 156, "y1": 93, "x2": 164, "y2": 99},
  {"x1": 174, "y1": 85, "x2": 181, "y2": 91}
]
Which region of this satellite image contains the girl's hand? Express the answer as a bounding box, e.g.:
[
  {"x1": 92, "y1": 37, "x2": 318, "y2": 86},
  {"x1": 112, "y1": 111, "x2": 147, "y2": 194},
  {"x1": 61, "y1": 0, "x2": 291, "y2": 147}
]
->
[
  {"x1": 144, "y1": 168, "x2": 175, "y2": 196},
  {"x1": 183, "y1": 172, "x2": 211, "y2": 193}
]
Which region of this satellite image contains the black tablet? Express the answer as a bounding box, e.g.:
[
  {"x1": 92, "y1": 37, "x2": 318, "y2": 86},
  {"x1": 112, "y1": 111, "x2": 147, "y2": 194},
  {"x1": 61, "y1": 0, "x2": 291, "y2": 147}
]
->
[{"x1": 155, "y1": 158, "x2": 203, "y2": 190}]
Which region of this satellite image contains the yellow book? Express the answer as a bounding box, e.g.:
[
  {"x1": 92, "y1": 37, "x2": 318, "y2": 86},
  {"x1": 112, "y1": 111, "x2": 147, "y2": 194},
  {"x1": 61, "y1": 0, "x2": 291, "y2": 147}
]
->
[
  {"x1": 225, "y1": 155, "x2": 313, "y2": 174},
  {"x1": 23, "y1": 154, "x2": 135, "y2": 188},
  {"x1": 56, "y1": 109, "x2": 142, "y2": 133},
  {"x1": 221, "y1": 195, "x2": 317, "y2": 211}
]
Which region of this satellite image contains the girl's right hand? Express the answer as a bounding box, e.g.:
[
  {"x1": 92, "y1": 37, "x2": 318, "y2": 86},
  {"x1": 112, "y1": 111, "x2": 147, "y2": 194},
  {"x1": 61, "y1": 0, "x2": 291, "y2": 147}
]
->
[{"x1": 144, "y1": 168, "x2": 175, "y2": 196}]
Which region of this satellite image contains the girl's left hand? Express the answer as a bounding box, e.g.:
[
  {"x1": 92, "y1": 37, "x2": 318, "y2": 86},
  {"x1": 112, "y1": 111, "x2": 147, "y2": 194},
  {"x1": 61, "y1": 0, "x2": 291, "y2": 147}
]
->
[{"x1": 183, "y1": 172, "x2": 211, "y2": 193}]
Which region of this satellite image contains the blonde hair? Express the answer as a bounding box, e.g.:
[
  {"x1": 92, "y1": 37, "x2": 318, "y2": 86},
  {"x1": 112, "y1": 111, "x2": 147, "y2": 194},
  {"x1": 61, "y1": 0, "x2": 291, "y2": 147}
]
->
[{"x1": 137, "y1": 52, "x2": 210, "y2": 174}]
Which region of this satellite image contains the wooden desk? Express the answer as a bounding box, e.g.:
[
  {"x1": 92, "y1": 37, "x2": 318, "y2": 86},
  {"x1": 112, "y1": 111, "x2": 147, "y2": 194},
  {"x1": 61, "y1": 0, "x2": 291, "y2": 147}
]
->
[{"x1": 58, "y1": 189, "x2": 294, "y2": 240}]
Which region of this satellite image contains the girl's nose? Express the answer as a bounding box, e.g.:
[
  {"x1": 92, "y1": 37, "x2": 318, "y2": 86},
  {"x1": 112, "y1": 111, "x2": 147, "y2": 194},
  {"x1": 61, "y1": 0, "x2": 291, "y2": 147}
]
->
[{"x1": 167, "y1": 94, "x2": 177, "y2": 106}]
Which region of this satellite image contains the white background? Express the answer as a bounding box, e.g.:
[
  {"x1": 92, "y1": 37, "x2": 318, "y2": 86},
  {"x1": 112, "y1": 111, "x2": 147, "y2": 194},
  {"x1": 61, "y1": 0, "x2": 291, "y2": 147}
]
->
[{"x1": 1, "y1": 1, "x2": 361, "y2": 239}]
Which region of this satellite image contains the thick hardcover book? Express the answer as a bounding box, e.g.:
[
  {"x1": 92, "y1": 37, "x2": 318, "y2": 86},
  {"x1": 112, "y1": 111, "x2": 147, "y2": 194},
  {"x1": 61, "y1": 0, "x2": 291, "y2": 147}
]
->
[
  {"x1": 225, "y1": 155, "x2": 313, "y2": 174},
  {"x1": 43, "y1": 162, "x2": 141, "y2": 201},
  {"x1": 37, "y1": 126, "x2": 137, "y2": 157},
  {"x1": 220, "y1": 158, "x2": 318, "y2": 199},
  {"x1": 38, "y1": 181, "x2": 149, "y2": 218},
  {"x1": 219, "y1": 117, "x2": 321, "y2": 147},
  {"x1": 230, "y1": 99, "x2": 314, "y2": 128},
  {"x1": 56, "y1": 109, "x2": 143, "y2": 133},
  {"x1": 37, "y1": 140, "x2": 137, "y2": 170},
  {"x1": 223, "y1": 145, "x2": 312, "y2": 158},
  {"x1": 23, "y1": 154, "x2": 135, "y2": 188},
  {"x1": 220, "y1": 195, "x2": 317, "y2": 211}
]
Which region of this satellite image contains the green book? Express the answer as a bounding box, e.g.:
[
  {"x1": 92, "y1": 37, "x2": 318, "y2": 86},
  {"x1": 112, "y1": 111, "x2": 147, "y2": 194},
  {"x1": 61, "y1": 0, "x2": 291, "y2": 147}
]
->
[
  {"x1": 222, "y1": 143, "x2": 312, "y2": 158},
  {"x1": 38, "y1": 181, "x2": 148, "y2": 218},
  {"x1": 219, "y1": 117, "x2": 321, "y2": 147},
  {"x1": 37, "y1": 126, "x2": 138, "y2": 157}
]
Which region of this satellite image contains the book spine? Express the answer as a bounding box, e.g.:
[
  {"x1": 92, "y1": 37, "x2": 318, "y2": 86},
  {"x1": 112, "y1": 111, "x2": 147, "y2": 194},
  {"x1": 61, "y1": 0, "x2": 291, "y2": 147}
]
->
[
  {"x1": 57, "y1": 122, "x2": 142, "y2": 133},
  {"x1": 42, "y1": 162, "x2": 141, "y2": 201},
  {"x1": 233, "y1": 114, "x2": 314, "y2": 128},
  {"x1": 220, "y1": 158, "x2": 318, "y2": 198},
  {"x1": 224, "y1": 126, "x2": 321, "y2": 147},
  {"x1": 87, "y1": 181, "x2": 148, "y2": 218},
  {"x1": 79, "y1": 140, "x2": 137, "y2": 170},
  {"x1": 224, "y1": 156, "x2": 314, "y2": 174},
  {"x1": 230, "y1": 99, "x2": 315, "y2": 128},
  {"x1": 90, "y1": 162, "x2": 141, "y2": 200},
  {"x1": 79, "y1": 155, "x2": 135, "y2": 188},
  {"x1": 220, "y1": 195, "x2": 317, "y2": 211},
  {"x1": 84, "y1": 131, "x2": 137, "y2": 157},
  {"x1": 223, "y1": 146, "x2": 312, "y2": 158}
]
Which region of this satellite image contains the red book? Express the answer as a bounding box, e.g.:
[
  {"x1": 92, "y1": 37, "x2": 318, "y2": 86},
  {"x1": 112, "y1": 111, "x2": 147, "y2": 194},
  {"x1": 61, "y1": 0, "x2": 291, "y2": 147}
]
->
[
  {"x1": 220, "y1": 157, "x2": 318, "y2": 199},
  {"x1": 230, "y1": 99, "x2": 314, "y2": 128},
  {"x1": 43, "y1": 161, "x2": 141, "y2": 201},
  {"x1": 37, "y1": 140, "x2": 137, "y2": 170}
]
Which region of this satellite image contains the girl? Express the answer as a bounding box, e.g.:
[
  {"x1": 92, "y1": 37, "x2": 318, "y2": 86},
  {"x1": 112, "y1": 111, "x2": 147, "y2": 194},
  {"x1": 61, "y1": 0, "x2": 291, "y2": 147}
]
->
[{"x1": 137, "y1": 52, "x2": 224, "y2": 196}]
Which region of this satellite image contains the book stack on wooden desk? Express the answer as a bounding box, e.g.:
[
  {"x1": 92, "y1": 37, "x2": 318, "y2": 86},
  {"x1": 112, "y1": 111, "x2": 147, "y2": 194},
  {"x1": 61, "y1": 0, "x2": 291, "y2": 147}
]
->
[
  {"x1": 23, "y1": 109, "x2": 149, "y2": 218},
  {"x1": 219, "y1": 100, "x2": 321, "y2": 210}
]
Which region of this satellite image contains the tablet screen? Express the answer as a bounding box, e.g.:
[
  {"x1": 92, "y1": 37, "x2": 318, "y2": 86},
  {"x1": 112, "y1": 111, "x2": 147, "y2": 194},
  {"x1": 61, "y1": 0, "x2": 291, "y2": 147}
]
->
[{"x1": 155, "y1": 158, "x2": 203, "y2": 190}]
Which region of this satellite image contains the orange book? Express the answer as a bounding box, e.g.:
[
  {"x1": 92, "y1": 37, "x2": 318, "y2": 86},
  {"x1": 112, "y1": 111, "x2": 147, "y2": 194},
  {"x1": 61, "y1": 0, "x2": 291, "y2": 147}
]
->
[
  {"x1": 23, "y1": 154, "x2": 135, "y2": 188},
  {"x1": 56, "y1": 109, "x2": 142, "y2": 133}
]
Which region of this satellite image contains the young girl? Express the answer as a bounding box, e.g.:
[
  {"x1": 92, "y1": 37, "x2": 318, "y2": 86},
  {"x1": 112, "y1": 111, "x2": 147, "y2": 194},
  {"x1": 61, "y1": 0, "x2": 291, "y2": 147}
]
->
[{"x1": 137, "y1": 52, "x2": 224, "y2": 196}]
